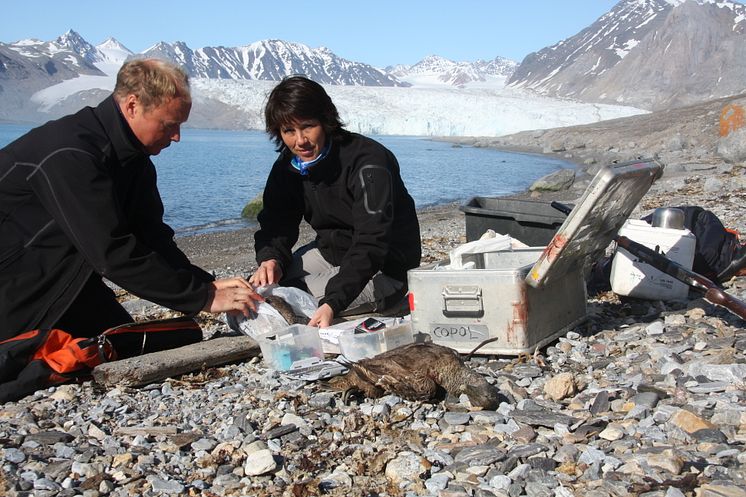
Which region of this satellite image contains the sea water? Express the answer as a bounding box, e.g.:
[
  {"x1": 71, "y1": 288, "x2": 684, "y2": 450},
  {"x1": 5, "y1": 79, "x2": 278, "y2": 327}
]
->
[{"x1": 0, "y1": 124, "x2": 571, "y2": 235}]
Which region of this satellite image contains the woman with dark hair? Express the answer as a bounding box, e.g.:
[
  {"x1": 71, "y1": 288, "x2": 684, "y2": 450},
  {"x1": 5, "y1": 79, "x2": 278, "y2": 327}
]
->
[{"x1": 250, "y1": 76, "x2": 422, "y2": 327}]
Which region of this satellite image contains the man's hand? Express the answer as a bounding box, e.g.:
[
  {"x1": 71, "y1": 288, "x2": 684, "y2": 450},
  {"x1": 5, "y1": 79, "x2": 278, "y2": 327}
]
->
[
  {"x1": 202, "y1": 277, "x2": 263, "y2": 316},
  {"x1": 308, "y1": 303, "x2": 334, "y2": 328},
  {"x1": 249, "y1": 259, "x2": 283, "y2": 287}
]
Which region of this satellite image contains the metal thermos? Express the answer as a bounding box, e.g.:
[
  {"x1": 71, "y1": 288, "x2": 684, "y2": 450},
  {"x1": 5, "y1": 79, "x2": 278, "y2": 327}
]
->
[{"x1": 651, "y1": 207, "x2": 685, "y2": 230}]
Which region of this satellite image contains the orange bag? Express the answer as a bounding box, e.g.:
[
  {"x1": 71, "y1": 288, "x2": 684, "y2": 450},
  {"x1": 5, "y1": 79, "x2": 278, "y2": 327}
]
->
[{"x1": 0, "y1": 317, "x2": 202, "y2": 403}]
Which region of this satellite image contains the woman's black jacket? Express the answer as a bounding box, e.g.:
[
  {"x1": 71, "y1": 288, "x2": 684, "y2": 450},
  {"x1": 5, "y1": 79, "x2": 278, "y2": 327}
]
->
[{"x1": 255, "y1": 132, "x2": 422, "y2": 314}]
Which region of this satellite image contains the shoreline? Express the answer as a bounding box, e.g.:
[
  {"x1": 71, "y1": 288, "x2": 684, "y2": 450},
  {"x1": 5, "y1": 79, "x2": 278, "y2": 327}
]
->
[
  {"x1": 176, "y1": 200, "x2": 470, "y2": 275},
  {"x1": 174, "y1": 136, "x2": 582, "y2": 271},
  {"x1": 178, "y1": 128, "x2": 746, "y2": 280},
  {"x1": 174, "y1": 138, "x2": 592, "y2": 276}
]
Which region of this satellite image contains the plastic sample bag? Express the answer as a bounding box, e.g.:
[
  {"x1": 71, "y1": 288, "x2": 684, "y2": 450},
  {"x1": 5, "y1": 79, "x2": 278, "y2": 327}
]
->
[
  {"x1": 225, "y1": 285, "x2": 317, "y2": 338},
  {"x1": 444, "y1": 230, "x2": 527, "y2": 269}
]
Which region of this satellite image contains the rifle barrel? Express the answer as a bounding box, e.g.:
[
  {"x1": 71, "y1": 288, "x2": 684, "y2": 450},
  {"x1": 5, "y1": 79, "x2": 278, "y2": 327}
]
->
[{"x1": 617, "y1": 235, "x2": 746, "y2": 321}]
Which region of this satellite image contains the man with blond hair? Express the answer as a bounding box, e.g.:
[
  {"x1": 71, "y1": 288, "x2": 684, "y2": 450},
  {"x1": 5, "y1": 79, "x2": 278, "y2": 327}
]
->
[{"x1": 0, "y1": 58, "x2": 261, "y2": 342}]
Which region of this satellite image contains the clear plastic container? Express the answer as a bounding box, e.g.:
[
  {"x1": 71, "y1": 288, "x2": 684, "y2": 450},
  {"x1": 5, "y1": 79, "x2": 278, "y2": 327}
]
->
[
  {"x1": 257, "y1": 324, "x2": 324, "y2": 371},
  {"x1": 338, "y1": 322, "x2": 414, "y2": 361}
]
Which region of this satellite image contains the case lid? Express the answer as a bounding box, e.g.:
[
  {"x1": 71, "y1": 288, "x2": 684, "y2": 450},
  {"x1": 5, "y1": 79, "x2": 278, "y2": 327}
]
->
[{"x1": 526, "y1": 158, "x2": 664, "y2": 288}]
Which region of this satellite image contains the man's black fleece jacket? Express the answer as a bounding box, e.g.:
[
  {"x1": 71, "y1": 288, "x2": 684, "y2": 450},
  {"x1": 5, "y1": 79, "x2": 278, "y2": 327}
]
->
[{"x1": 0, "y1": 96, "x2": 213, "y2": 339}]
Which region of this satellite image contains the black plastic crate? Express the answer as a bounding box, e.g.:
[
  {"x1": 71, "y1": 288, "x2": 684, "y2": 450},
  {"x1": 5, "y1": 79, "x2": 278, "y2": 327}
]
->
[{"x1": 459, "y1": 197, "x2": 567, "y2": 246}]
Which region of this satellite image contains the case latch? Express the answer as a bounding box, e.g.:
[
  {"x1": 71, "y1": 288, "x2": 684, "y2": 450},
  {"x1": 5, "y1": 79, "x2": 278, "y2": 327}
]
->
[{"x1": 442, "y1": 285, "x2": 484, "y2": 317}]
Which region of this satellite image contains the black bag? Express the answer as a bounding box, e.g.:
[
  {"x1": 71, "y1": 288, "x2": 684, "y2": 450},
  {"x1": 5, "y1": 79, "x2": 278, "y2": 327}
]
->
[
  {"x1": 641, "y1": 206, "x2": 741, "y2": 281},
  {"x1": 0, "y1": 317, "x2": 202, "y2": 404},
  {"x1": 588, "y1": 206, "x2": 744, "y2": 294}
]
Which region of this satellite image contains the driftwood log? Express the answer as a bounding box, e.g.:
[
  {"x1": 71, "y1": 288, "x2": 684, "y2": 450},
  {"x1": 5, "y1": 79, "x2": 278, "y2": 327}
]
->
[{"x1": 92, "y1": 336, "x2": 260, "y2": 387}]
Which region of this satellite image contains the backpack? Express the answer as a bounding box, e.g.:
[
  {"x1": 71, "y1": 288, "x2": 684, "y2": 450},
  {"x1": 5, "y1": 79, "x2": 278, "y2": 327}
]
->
[
  {"x1": 641, "y1": 206, "x2": 741, "y2": 281},
  {"x1": 588, "y1": 206, "x2": 743, "y2": 295},
  {"x1": 0, "y1": 317, "x2": 202, "y2": 403}
]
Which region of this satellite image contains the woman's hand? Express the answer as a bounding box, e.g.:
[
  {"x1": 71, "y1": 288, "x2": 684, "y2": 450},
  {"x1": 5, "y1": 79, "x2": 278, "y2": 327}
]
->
[
  {"x1": 308, "y1": 303, "x2": 334, "y2": 328},
  {"x1": 249, "y1": 259, "x2": 283, "y2": 287}
]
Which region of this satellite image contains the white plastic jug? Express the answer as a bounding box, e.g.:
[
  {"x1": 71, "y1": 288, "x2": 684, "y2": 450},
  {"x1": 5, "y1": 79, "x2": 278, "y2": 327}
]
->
[{"x1": 610, "y1": 219, "x2": 696, "y2": 301}]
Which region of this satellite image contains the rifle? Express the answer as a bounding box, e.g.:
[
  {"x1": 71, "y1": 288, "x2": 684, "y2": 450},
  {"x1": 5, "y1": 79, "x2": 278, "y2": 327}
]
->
[{"x1": 550, "y1": 201, "x2": 746, "y2": 321}]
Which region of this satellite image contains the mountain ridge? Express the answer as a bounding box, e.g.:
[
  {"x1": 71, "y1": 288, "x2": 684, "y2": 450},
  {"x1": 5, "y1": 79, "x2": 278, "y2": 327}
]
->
[
  {"x1": 507, "y1": 0, "x2": 746, "y2": 110},
  {"x1": 3, "y1": 30, "x2": 513, "y2": 88},
  {"x1": 0, "y1": 29, "x2": 524, "y2": 125}
]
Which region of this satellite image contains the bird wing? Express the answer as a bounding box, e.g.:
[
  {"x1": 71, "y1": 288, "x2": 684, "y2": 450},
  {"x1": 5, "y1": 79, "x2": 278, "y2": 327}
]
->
[
  {"x1": 378, "y1": 370, "x2": 439, "y2": 401},
  {"x1": 355, "y1": 353, "x2": 439, "y2": 401}
]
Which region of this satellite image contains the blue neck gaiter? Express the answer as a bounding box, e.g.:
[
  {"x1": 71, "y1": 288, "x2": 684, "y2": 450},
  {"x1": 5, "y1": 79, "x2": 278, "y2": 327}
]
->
[{"x1": 290, "y1": 139, "x2": 332, "y2": 176}]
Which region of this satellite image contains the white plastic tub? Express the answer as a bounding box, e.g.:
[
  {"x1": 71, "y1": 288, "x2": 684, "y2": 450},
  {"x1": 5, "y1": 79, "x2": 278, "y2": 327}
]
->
[{"x1": 610, "y1": 219, "x2": 696, "y2": 301}]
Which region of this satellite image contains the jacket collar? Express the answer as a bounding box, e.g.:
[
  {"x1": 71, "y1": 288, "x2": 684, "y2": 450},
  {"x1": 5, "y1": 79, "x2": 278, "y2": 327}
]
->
[
  {"x1": 285, "y1": 139, "x2": 341, "y2": 180},
  {"x1": 94, "y1": 95, "x2": 148, "y2": 167},
  {"x1": 290, "y1": 138, "x2": 333, "y2": 176}
]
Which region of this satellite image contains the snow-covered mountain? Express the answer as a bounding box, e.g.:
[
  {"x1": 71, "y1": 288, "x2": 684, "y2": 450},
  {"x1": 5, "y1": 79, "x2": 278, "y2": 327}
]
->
[
  {"x1": 1, "y1": 30, "x2": 104, "y2": 79},
  {"x1": 388, "y1": 55, "x2": 517, "y2": 87},
  {"x1": 95, "y1": 37, "x2": 133, "y2": 74},
  {"x1": 0, "y1": 31, "x2": 114, "y2": 119},
  {"x1": 4, "y1": 0, "x2": 746, "y2": 126},
  {"x1": 141, "y1": 39, "x2": 407, "y2": 87},
  {"x1": 508, "y1": 0, "x2": 746, "y2": 110},
  {"x1": 2, "y1": 31, "x2": 406, "y2": 87}
]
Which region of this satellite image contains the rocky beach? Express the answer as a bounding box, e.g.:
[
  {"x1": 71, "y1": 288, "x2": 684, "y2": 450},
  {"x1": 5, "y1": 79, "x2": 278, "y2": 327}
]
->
[{"x1": 2, "y1": 94, "x2": 746, "y2": 497}]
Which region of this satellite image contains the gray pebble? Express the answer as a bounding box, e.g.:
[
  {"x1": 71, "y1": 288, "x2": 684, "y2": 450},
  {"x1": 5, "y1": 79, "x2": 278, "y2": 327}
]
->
[{"x1": 3, "y1": 448, "x2": 26, "y2": 463}]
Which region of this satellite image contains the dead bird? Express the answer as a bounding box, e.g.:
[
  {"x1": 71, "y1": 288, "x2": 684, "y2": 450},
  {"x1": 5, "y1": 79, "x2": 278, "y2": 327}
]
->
[
  {"x1": 264, "y1": 295, "x2": 309, "y2": 325},
  {"x1": 328, "y1": 342, "x2": 501, "y2": 409}
]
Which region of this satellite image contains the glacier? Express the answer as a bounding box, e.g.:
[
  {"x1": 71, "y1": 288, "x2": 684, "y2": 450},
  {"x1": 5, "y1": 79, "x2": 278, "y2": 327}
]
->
[
  {"x1": 197, "y1": 78, "x2": 646, "y2": 137},
  {"x1": 29, "y1": 73, "x2": 646, "y2": 137}
]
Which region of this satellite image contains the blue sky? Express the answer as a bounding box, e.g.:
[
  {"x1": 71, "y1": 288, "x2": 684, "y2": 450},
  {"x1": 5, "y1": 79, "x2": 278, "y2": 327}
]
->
[{"x1": 4, "y1": 1, "x2": 619, "y2": 67}]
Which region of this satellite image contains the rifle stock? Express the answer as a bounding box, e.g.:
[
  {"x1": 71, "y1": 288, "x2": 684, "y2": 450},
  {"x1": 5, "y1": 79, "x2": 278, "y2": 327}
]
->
[
  {"x1": 616, "y1": 235, "x2": 746, "y2": 321},
  {"x1": 703, "y1": 287, "x2": 746, "y2": 321}
]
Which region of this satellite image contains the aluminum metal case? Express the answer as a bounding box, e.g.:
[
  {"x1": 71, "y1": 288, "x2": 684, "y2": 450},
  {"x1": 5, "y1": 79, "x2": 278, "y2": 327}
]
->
[
  {"x1": 408, "y1": 159, "x2": 664, "y2": 355},
  {"x1": 408, "y1": 248, "x2": 586, "y2": 355}
]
